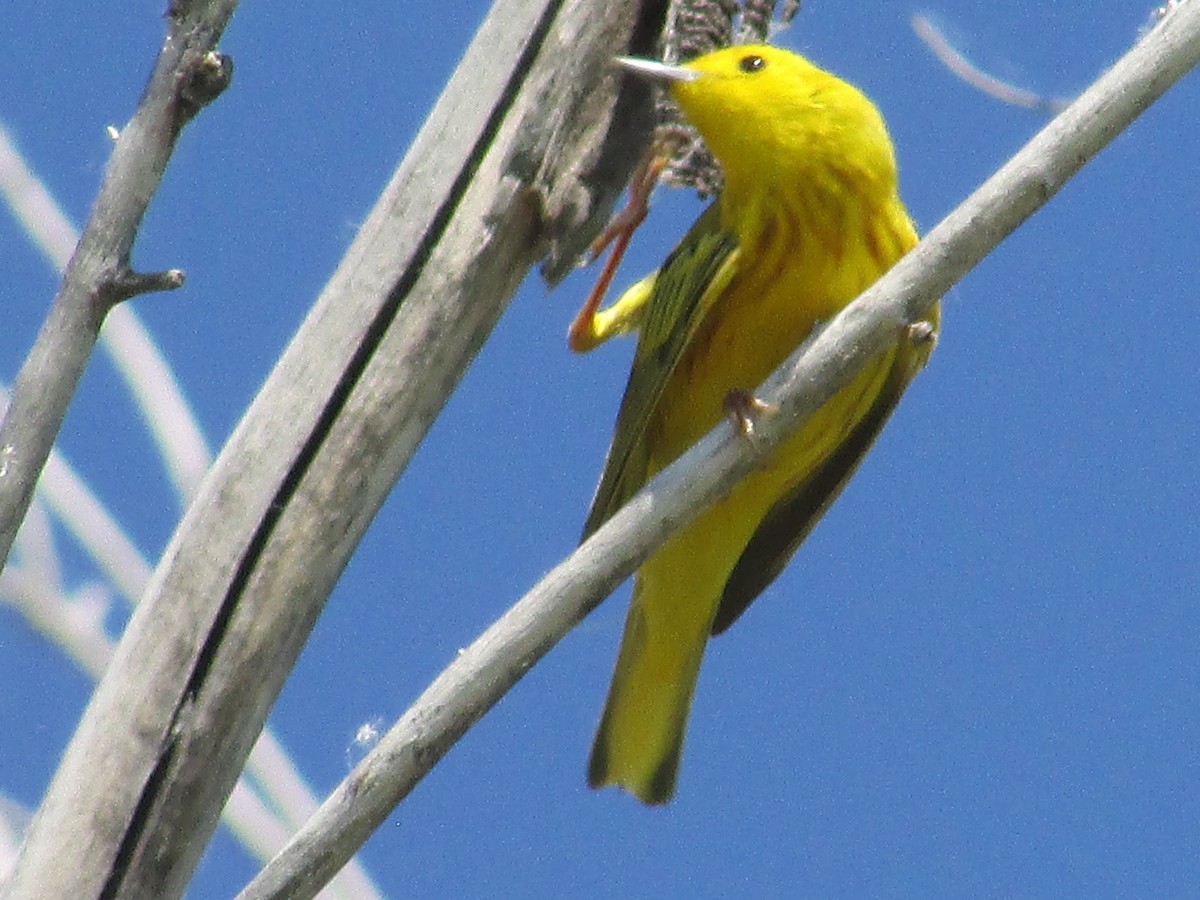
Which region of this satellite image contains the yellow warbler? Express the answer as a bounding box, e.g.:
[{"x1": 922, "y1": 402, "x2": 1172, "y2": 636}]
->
[{"x1": 576, "y1": 45, "x2": 939, "y2": 804}]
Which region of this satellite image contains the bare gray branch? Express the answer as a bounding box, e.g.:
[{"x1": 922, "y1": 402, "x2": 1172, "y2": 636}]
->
[{"x1": 0, "y1": 1, "x2": 238, "y2": 572}]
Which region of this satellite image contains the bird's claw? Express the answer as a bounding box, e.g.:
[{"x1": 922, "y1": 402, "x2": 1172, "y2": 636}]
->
[{"x1": 723, "y1": 389, "x2": 777, "y2": 448}]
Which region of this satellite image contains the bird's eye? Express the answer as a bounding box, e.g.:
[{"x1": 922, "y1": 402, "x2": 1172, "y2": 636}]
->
[{"x1": 738, "y1": 54, "x2": 766, "y2": 74}]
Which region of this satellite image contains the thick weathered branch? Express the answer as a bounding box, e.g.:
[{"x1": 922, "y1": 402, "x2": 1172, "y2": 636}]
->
[
  {"x1": 2, "y1": 1, "x2": 665, "y2": 898},
  {"x1": 234, "y1": 5, "x2": 1200, "y2": 898},
  {"x1": 0, "y1": 4, "x2": 235, "y2": 571}
]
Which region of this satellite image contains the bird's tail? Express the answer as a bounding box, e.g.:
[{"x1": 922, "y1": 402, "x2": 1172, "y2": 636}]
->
[{"x1": 587, "y1": 580, "x2": 712, "y2": 805}]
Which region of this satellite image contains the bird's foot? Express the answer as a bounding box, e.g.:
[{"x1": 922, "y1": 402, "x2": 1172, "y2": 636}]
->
[{"x1": 723, "y1": 389, "x2": 777, "y2": 451}]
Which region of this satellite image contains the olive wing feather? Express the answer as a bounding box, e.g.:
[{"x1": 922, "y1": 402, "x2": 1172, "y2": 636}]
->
[
  {"x1": 712, "y1": 349, "x2": 916, "y2": 634},
  {"x1": 581, "y1": 203, "x2": 739, "y2": 540}
]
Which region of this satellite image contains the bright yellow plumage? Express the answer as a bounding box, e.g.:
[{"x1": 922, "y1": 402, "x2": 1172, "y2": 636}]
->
[{"x1": 579, "y1": 45, "x2": 939, "y2": 804}]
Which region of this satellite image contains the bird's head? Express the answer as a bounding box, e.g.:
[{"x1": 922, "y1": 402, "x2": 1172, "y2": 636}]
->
[{"x1": 616, "y1": 45, "x2": 897, "y2": 196}]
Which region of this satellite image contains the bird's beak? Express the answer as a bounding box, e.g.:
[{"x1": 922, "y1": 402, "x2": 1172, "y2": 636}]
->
[{"x1": 613, "y1": 56, "x2": 701, "y2": 84}]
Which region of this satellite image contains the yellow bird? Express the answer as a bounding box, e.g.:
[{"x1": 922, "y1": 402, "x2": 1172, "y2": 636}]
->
[{"x1": 575, "y1": 45, "x2": 939, "y2": 804}]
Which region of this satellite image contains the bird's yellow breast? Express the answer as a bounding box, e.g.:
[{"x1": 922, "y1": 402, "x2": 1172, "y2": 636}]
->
[{"x1": 648, "y1": 191, "x2": 916, "y2": 475}]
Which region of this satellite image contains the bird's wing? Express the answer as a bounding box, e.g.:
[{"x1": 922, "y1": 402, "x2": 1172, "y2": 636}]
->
[
  {"x1": 581, "y1": 203, "x2": 739, "y2": 540},
  {"x1": 710, "y1": 343, "x2": 922, "y2": 635}
]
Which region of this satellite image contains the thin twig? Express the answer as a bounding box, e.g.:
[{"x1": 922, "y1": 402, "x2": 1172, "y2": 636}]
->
[
  {"x1": 0, "y1": 123, "x2": 214, "y2": 502},
  {"x1": 236, "y1": 4, "x2": 1200, "y2": 897},
  {"x1": 0, "y1": 2, "x2": 235, "y2": 570},
  {"x1": 912, "y1": 14, "x2": 1070, "y2": 113}
]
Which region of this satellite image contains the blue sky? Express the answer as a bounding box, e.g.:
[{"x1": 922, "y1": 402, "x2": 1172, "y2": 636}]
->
[{"x1": 3, "y1": 2, "x2": 1198, "y2": 897}]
